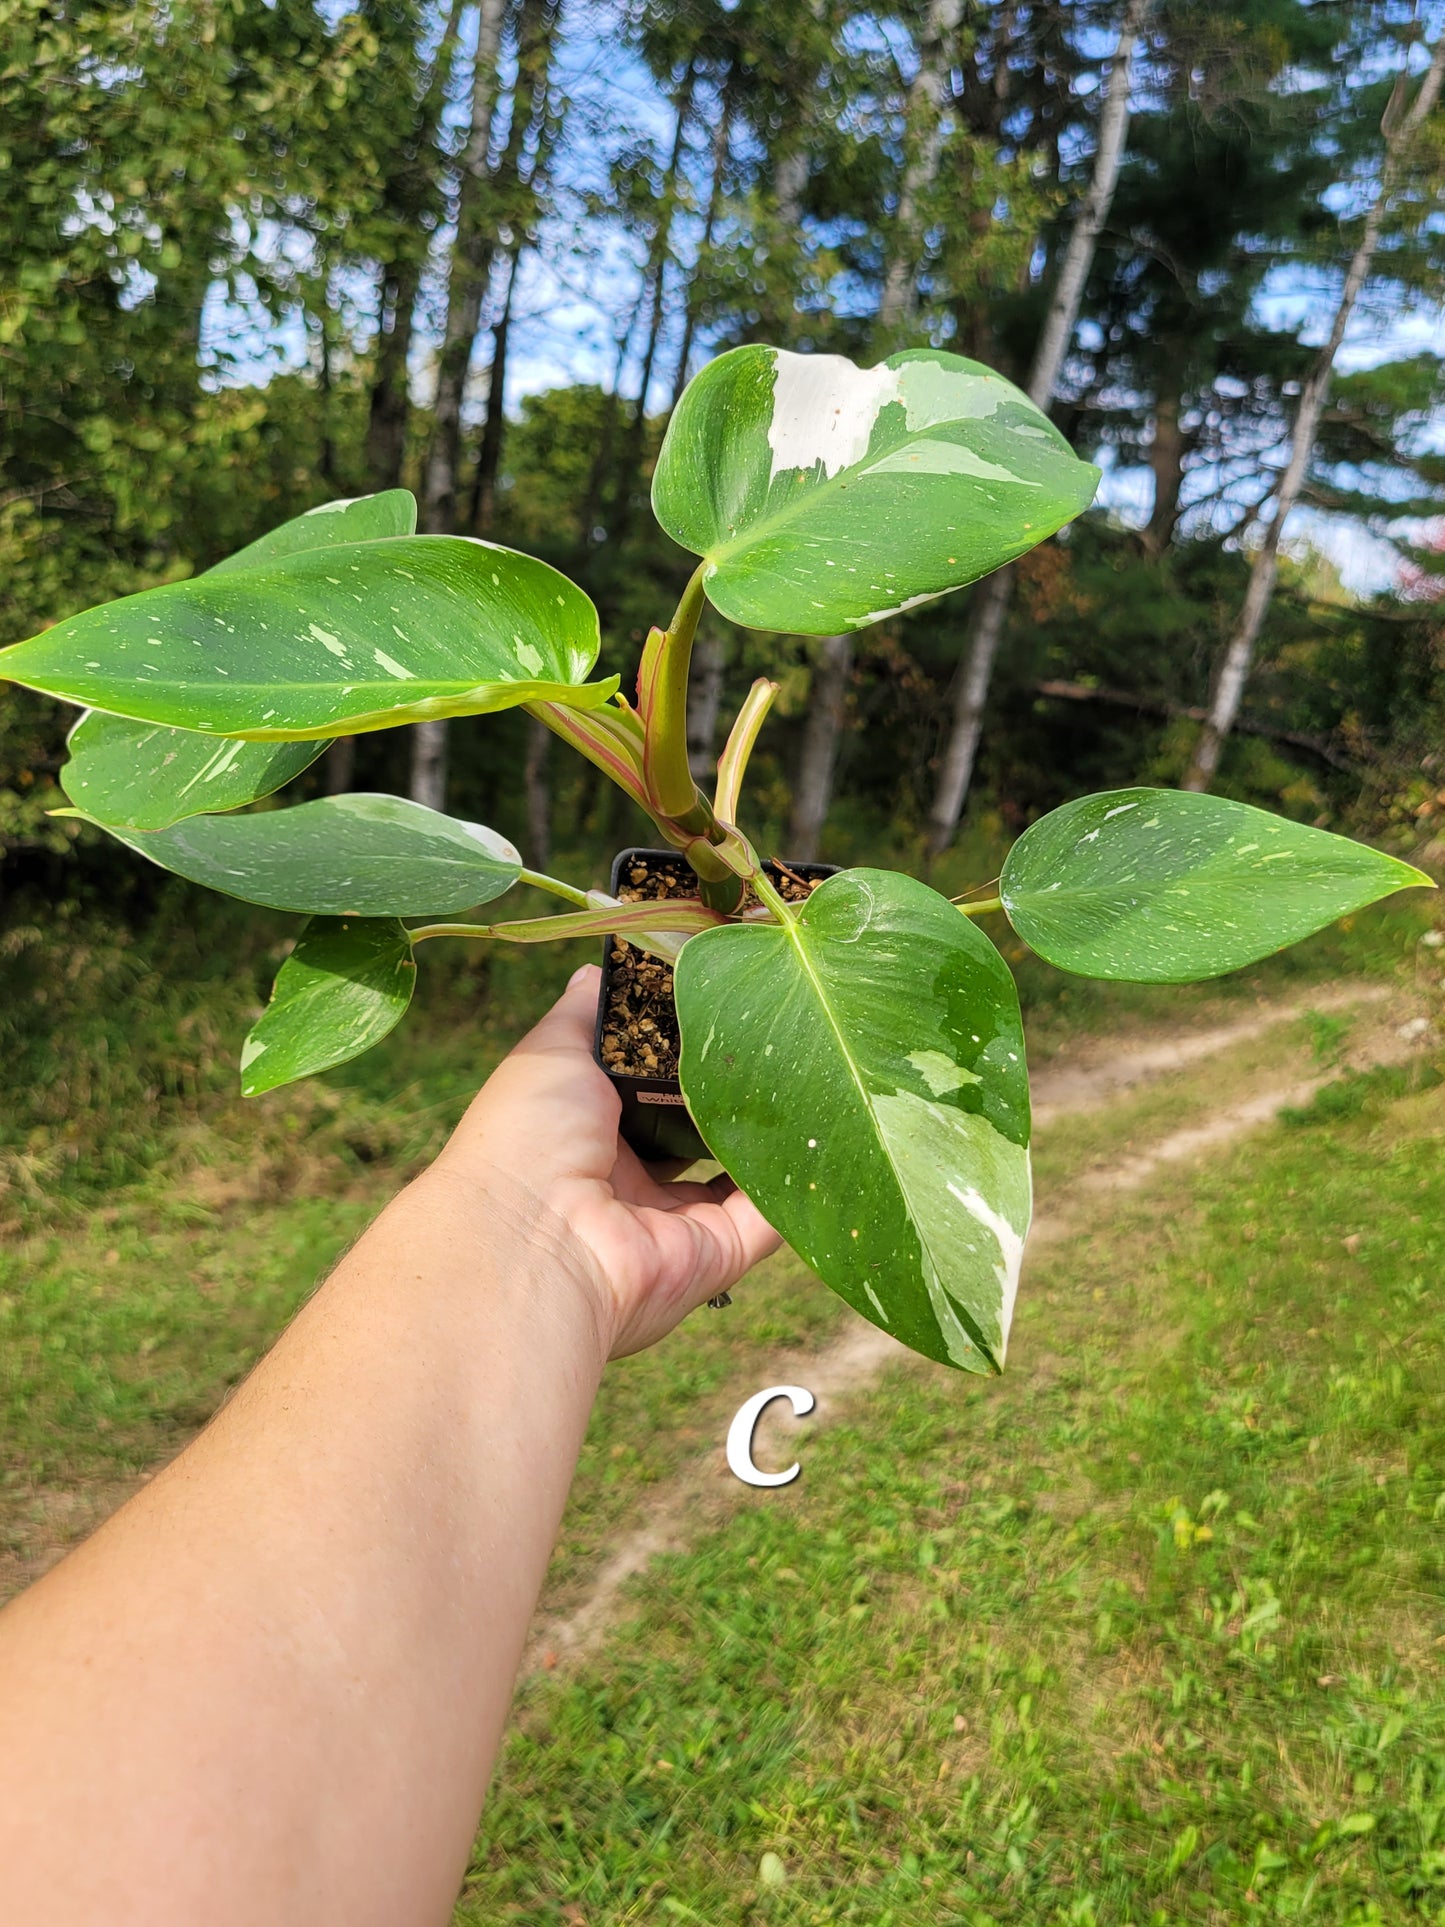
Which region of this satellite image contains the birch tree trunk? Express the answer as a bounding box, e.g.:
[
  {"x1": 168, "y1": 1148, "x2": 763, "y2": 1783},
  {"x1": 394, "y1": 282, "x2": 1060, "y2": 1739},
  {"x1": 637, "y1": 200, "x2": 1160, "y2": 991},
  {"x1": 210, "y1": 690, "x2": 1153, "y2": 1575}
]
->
[
  {"x1": 788, "y1": 634, "x2": 853, "y2": 861},
  {"x1": 878, "y1": 0, "x2": 963, "y2": 331},
  {"x1": 926, "y1": 0, "x2": 1148, "y2": 853},
  {"x1": 1182, "y1": 35, "x2": 1445, "y2": 792},
  {"x1": 409, "y1": 718, "x2": 449, "y2": 813}
]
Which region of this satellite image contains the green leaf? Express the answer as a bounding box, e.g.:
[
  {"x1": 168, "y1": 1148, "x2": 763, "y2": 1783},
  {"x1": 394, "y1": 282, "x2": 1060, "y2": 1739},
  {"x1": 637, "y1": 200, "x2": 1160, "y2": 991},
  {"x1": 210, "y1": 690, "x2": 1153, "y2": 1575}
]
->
[
  {"x1": 52, "y1": 500, "x2": 420, "y2": 827},
  {"x1": 675, "y1": 870, "x2": 1031, "y2": 1373},
  {"x1": 87, "y1": 793, "x2": 522, "y2": 916},
  {"x1": 653, "y1": 345, "x2": 1099, "y2": 636},
  {"x1": 208, "y1": 488, "x2": 417, "y2": 575},
  {"x1": 1000, "y1": 788, "x2": 1435, "y2": 983},
  {"x1": 241, "y1": 917, "x2": 416, "y2": 1096},
  {"x1": 1, "y1": 537, "x2": 612, "y2": 740},
  {"x1": 62, "y1": 711, "x2": 325, "y2": 830}
]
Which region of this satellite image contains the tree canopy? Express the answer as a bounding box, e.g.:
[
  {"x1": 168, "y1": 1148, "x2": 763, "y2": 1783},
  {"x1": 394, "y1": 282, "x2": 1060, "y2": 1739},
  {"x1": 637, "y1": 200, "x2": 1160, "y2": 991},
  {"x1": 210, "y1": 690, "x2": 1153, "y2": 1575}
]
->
[{"x1": 4, "y1": 0, "x2": 1444, "y2": 893}]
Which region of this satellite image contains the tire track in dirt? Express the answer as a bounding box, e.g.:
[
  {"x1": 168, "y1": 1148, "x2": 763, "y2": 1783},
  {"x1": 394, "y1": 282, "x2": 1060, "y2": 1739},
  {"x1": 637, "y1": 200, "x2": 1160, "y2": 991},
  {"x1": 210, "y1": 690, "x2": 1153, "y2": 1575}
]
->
[{"x1": 522, "y1": 980, "x2": 1427, "y2": 1677}]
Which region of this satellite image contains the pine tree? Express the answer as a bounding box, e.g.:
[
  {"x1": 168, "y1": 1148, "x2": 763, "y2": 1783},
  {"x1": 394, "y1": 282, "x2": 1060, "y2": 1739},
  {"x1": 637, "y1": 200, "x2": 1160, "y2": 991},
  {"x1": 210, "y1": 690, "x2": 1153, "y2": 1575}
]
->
[{"x1": 1183, "y1": 28, "x2": 1445, "y2": 790}]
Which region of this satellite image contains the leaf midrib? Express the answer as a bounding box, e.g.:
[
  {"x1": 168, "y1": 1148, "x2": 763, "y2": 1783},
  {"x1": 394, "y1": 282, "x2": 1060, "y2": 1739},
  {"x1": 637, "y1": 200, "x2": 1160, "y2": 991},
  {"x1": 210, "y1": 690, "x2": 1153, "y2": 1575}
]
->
[
  {"x1": 705, "y1": 438, "x2": 1080, "y2": 575},
  {"x1": 779, "y1": 906, "x2": 997, "y2": 1362}
]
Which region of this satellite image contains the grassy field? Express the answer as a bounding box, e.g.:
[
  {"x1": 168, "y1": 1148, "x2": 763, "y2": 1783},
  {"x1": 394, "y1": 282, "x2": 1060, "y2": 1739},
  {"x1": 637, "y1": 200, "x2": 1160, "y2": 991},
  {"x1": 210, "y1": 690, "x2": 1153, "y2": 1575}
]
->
[
  {"x1": 0, "y1": 861, "x2": 1441, "y2": 1922},
  {"x1": 463, "y1": 1067, "x2": 1445, "y2": 1926}
]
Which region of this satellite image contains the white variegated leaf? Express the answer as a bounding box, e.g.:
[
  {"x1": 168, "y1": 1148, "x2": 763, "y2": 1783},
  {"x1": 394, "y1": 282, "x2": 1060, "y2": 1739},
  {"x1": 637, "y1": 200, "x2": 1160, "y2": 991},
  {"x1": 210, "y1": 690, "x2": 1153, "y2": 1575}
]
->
[
  {"x1": 675, "y1": 869, "x2": 1032, "y2": 1372},
  {"x1": 87, "y1": 793, "x2": 522, "y2": 916},
  {"x1": 653, "y1": 346, "x2": 1099, "y2": 635},
  {"x1": 1001, "y1": 788, "x2": 1435, "y2": 981}
]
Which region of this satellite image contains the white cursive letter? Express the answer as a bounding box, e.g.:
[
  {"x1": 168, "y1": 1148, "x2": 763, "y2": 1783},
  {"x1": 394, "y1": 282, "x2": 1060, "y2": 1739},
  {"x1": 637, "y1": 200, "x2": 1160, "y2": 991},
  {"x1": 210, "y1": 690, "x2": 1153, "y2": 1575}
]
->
[{"x1": 725, "y1": 1385, "x2": 816, "y2": 1488}]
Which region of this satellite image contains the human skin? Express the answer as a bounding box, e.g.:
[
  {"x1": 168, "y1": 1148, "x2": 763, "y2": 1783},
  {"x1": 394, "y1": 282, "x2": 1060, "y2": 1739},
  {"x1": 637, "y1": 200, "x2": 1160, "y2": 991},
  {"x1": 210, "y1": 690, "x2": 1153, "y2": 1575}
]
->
[{"x1": 0, "y1": 964, "x2": 778, "y2": 1927}]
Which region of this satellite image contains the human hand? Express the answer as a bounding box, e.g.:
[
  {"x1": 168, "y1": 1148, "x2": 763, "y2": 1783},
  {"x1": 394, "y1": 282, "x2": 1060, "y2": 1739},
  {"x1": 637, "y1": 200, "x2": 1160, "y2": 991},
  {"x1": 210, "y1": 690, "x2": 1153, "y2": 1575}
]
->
[{"x1": 428, "y1": 964, "x2": 781, "y2": 1358}]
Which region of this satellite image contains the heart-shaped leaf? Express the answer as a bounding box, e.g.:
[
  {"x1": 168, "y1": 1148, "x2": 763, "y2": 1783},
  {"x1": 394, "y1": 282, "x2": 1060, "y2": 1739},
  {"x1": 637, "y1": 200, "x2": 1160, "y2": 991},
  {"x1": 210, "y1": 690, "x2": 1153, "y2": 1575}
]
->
[
  {"x1": 1001, "y1": 788, "x2": 1435, "y2": 982},
  {"x1": 653, "y1": 345, "x2": 1099, "y2": 636},
  {"x1": 675, "y1": 869, "x2": 1031, "y2": 1373},
  {"x1": 86, "y1": 793, "x2": 522, "y2": 916},
  {"x1": 59, "y1": 497, "x2": 421, "y2": 829},
  {"x1": 241, "y1": 916, "x2": 416, "y2": 1096},
  {"x1": 1, "y1": 537, "x2": 611, "y2": 739},
  {"x1": 62, "y1": 713, "x2": 326, "y2": 831},
  {"x1": 209, "y1": 488, "x2": 418, "y2": 576}
]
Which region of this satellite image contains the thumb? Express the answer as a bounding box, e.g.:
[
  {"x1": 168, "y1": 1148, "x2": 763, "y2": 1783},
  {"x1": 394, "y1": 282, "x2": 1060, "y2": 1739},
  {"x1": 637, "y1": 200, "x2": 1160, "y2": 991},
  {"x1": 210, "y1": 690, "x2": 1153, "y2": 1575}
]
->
[{"x1": 516, "y1": 963, "x2": 603, "y2": 1059}]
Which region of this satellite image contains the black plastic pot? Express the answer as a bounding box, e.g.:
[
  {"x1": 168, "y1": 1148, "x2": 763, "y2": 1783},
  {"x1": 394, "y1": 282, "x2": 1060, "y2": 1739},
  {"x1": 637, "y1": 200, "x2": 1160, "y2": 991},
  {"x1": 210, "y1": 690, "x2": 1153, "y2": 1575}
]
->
[{"x1": 594, "y1": 846, "x2": 838, "y2": 1164}]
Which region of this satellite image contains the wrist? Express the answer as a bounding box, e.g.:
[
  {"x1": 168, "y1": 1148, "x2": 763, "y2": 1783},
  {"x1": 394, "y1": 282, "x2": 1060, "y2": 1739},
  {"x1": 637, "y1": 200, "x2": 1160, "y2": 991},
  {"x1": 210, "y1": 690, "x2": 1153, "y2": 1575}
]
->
[{"x1": 401, "y1": 1161, "x2": 618, "y2": 1372}]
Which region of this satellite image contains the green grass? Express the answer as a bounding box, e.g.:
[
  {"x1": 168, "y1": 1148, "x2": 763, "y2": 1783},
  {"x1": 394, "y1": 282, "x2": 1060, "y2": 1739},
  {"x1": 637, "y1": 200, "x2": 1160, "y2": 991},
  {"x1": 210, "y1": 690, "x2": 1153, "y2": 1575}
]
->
[
  {"x1": 458, "y1": 1078, "x2": 1445, "y2": 1926},
  {"x1": 0, "y1": 861, "x2": 1440, "y2": 1912}
]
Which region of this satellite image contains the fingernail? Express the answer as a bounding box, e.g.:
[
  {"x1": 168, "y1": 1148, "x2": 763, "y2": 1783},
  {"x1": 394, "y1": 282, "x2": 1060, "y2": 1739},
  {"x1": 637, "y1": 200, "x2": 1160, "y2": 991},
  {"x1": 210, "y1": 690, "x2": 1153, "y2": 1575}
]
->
[{"x1": 568, "y1": 964, "x2": 593, "y2": 989}]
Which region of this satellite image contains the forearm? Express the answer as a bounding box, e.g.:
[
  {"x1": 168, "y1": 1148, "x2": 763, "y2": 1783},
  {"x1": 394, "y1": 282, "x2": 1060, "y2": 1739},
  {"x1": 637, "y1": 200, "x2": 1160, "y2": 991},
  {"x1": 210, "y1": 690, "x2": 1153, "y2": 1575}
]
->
[{"x1": 0, "y1": 1169, "x2": 607, "y2": 1927}]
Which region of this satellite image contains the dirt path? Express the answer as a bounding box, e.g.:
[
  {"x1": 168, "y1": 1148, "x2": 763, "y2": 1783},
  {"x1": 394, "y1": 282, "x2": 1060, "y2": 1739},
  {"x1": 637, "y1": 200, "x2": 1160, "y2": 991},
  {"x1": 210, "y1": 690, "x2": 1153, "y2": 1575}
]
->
[
  {"x1": 1028, "y1": 981, "x2": 1390, "y2": 1123},
  {"x1": 523, "y1": 979, "x2": 1428, "y2": 1676},
  {"x1": 1, "y1": 980, "x2": 1426, "y2": 1619}
]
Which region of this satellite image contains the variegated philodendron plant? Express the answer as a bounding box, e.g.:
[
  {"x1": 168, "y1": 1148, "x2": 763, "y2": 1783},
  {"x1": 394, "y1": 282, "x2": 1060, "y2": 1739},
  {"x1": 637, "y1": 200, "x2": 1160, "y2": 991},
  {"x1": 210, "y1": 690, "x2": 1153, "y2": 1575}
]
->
[{"x1": 2, "y1": 348, "x2": 1431, "y2": 1372}]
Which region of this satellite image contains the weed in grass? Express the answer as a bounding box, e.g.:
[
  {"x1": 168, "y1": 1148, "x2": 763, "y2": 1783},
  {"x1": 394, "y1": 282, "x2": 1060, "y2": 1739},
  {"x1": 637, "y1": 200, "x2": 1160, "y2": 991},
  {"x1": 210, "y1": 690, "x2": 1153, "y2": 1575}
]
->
[
  {"x1": 1282, "y1": 1057, "x2": 1443, "y2": 1129},
  {"x1": 1304, "y1": 1009, "x2": 1356, "y2": 1067}
]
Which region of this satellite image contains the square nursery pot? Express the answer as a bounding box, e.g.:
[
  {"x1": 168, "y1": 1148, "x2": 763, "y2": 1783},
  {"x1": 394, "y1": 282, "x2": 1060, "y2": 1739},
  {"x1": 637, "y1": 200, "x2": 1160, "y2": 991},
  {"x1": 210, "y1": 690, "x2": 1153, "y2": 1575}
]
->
[{"x1": 594, "y1": 846, "x2": 838, "y2": 1164}]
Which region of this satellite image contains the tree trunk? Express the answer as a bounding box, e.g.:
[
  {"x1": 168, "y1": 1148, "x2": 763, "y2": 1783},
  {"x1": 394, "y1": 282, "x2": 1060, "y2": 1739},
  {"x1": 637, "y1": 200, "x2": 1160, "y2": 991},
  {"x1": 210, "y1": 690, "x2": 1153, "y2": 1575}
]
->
[
  {"x1": 927, "y1": 0, "x2": 1149, "y2": 853},
  {"x1": 420, "y1": 0, "x2": 509, "y2": 536},
  {"x1": 1182, "y1": 34, "x2": 1445, "y2": 792},
  {"x1": 411, "y1": 0, "x2": 559, "y2": 804},
  {"x1": 364, "y1": 0, "x2": 468, "y2": 492},
  {"x1": 579, "y1": 304, "x2": 642, "y2": 555},
  {"x1": 687, "y1": 631, "x2": 727, "y2": 784},
  {"x1": 610, "y1": 66, "x2": 697, "y2": 545},
  {"x1": 927, "y1": 566, "x2": 1012, "y2": 843},
  {"x1": 366, "y1": 257, "x2": 421, "y2": 488},
  {"x1": 787, "y1": 634, "x2": 853, "y2": 861},
  {"x1": 669, "y1": 76, "x2": 734, "y2": 408},
  {"x1": 1146, "y1": 380, "x2": 1185, "y2": 552},
  {"x1": 316, "y1": 276, "x2": 337, "y2": 486},
  {"x1": 323, "y1": 738, "x2": 356, "y2": 795},
  {"x1": 1022, "y1": 0, "x2": 1149, "y2": 414},
  {"x1": 409, "y1": 720, "x2": 448, "y2": 812},
  {"x1": 523, "y1": 716, "x2": 551, "y2": 870},
  {"x1": 878, "y1": 0, "x2": 963, "y2": 331},
  {"x1": 469, "y1": 245, "x2": 519, "y2": 534},
  {"x1": 774, "y1": 147, "x2": 808, "y2": 229}
]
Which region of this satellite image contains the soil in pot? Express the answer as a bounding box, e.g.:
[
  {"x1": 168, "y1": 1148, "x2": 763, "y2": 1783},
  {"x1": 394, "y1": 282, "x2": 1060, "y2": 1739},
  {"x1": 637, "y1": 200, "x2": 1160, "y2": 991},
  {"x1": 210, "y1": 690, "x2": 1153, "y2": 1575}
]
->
[
  {"x1": 598, "y1": 851, "x2": 823, "y2": 1079},
  {"x1": 595, "y1": 848, "x2": 833, "y2": 1163}
]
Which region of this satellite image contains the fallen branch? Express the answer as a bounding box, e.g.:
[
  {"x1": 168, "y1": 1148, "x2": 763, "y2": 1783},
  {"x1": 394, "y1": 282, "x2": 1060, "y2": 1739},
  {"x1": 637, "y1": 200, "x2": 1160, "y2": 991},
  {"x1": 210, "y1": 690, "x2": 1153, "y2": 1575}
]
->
[{"x1": 1031, "y1": 679, "x2": 1358, "y2": 772}]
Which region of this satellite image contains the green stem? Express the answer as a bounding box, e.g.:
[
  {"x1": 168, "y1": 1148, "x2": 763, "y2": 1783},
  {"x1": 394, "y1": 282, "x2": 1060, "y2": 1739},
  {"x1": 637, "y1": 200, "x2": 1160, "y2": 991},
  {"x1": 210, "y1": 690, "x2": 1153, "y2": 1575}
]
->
[
  {"x1": 408, "y1": 898, "x2": 724, "y2": 948},
  {"x1": 639, "y1": 563, "x2": 709, "y2": 821},
  {"x1": 517, "y1": 868, "x2": 591, "y2": 908},
  {"x1": 957, "y1": 896, "x2": 1003, "y2": 917},
  {"x1": 751, "y1": 866, "x2": 796, "y2": 924},
  {"x1": 714, "y1": 679, "x2": 778, "y2": 825},
  {"x1": 526, "y1": 699, "x2": 649, "y2": 809}
]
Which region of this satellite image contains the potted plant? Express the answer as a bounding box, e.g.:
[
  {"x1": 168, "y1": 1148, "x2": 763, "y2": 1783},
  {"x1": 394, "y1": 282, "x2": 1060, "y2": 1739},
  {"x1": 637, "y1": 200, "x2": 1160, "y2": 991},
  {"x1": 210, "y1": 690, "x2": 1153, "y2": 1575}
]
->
[{"x1": 1, "y1": 345, "x2": 1430, "y2": 1373}]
